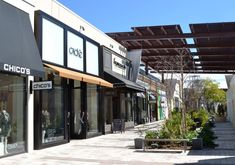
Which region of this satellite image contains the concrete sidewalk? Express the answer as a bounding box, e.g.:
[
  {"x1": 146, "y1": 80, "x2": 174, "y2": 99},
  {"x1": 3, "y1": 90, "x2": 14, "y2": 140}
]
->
[{"x1": 1, "y1": 121, "x2": 235, "y2": 165}]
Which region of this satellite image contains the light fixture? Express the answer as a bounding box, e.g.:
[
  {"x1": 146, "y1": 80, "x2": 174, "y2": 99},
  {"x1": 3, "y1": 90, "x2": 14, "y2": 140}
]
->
[{"x1": 79, "y1": 25, "x2": 85, "y2": 32}]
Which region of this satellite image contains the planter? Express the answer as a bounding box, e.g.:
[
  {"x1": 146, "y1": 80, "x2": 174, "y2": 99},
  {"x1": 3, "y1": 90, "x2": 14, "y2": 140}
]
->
[
  {"x1": 134, "y1": 138, "x2": 144, "y2": 149},
  {"x1": 215, "y1": 116, "x2": 226, "y2": 122},
  {"x1": 192, "y1": 138, "x2": 203, "y2": 150}
]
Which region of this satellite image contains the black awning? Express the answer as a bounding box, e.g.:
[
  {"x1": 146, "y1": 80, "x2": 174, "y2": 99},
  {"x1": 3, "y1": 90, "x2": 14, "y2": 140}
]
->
[
  {"x1": 104, "y1": 71, "x2": 145, "y2": 92},
  {"x1": 0, "y1": 1, "x2": 44, "y2": 77}
]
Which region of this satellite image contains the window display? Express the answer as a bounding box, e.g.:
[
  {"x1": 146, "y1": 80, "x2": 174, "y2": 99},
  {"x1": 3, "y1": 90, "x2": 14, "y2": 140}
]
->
[
  {"x1": 41, "y1": 70, "x2": 65, "y2": 144},
  {"x1": 0, "y1": 74, "x2": 26, "y2": 157},
  {"x1": 87, "y1": 84, "x2": 98, "y2": 135}
]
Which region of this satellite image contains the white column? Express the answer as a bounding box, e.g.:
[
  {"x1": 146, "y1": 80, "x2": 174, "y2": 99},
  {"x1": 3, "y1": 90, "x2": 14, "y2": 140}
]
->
[{"x1": 27, "y1": 76, "x2": 34, "y2": 153}]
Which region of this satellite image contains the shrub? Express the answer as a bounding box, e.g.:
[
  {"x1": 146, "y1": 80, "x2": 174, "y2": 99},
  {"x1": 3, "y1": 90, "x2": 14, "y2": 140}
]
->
[
  {"x1": 198, "y1": 124, "x2": 217, "y2": 148},
  {"x1": 185, "y1": 130, "x2": 198, "y2": 142},
  {"x1": 145, "y1": 130, "x2": 159, "y2": 139},
  {"x1": 156, "y1": 110, "x2": 196, "y2": 139},
  {"x1": 192, "y1": 109, "x2": 209, "y2": 127}
]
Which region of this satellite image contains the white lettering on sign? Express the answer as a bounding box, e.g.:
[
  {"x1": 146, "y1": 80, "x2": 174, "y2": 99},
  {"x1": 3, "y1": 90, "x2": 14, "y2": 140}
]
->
[
  {"x1": 112, "y1": 54, "x2": 126, "y2": 76},
  {"x1": 3, "y1": 64, "x2": 30, "y2": 75},
  {"x1": 32, "y1": 81, "x2": 52, "y2": 90}
]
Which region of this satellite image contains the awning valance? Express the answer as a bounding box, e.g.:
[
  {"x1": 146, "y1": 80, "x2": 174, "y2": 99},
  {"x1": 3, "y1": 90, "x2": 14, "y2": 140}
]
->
[
  {"x1": 137, "y1": 92, "x2": 146, "y2": 98},
  {"x1": 104, "y1": 71, "x2": 145, "y2": 92},
  {"x1": 149, "y1": 94, "x2": 156, "y2": 100},
  {"x1": 0, "y1": 1, "x2": 44, "y2": 77},
  {"x1": 44, "y1": 63, "x2": 113, "y2": 88}
]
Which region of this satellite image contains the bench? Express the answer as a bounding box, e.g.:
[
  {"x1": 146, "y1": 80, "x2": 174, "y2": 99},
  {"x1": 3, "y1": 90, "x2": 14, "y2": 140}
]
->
[{"x1": 143, "y1": 138, "x2": 189, "y2": 152}]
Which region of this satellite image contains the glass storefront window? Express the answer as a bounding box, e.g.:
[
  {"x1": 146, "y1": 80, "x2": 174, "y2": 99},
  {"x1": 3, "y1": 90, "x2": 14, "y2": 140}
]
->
[
  {"x1": 0, "y1": 74, "x2": 26, "y2": 157},
  {"x1": 125, "y1": 93, "x2": 133, "y2": 122},
  {"x1": 73, "y1": 81, "x2": 82, "y2": 135},
  {"x1": 104, "y1": 96, "x2": 112, "y2": 124},
  {"x1": 87, "y1": 84, "x2": 98, "y2": 134},
  {"x1": 41, "y1": 70, "x2": 65, "y2": 144}
]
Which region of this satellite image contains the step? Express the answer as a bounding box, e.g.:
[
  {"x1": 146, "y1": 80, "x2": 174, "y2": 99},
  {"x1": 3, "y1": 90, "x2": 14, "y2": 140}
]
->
[{"x1": 215, "y1": 138, "x2": 235, "y2": 141}]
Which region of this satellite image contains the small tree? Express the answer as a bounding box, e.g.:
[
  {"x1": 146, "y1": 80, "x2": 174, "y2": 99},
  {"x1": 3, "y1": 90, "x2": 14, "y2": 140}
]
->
[{"x1": 202, "y1": 79, "x2": 226, "y2": 112}]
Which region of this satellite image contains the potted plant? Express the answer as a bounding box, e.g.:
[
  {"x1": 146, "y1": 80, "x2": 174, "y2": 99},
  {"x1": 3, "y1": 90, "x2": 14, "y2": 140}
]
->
[{"x1": 134, "y1": 126, "x2": 146, "y2": 149}]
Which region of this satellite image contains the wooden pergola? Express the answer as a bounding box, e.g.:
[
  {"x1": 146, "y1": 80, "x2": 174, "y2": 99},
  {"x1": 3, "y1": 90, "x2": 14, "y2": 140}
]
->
[{"x1": 107, "y1": 22, "x2": 235, "y2": 73}]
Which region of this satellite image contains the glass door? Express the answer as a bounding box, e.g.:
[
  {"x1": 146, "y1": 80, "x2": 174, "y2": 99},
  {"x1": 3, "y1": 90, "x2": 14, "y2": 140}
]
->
[{"x1": 70, "y1": 80, "x2": 83, "y2": 139}]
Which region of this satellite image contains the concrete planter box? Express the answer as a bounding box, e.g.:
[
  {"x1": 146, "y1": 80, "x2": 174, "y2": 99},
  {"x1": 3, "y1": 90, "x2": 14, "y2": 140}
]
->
[
  {"x1": 125, "y1": 121, "x2": 134, "y2": 129},
  {"x1": 192, "y1": 138, "x2": 203, "y2": 150},
  {"x1": 215, "y1": 116, "x2": 226, "y2": 122},
  {"x1": 134, "y1": 138, "x2": 144, "y2": 149},
  {"x1": 105, "y1": 124, "x2": 112, "y2": 133}
]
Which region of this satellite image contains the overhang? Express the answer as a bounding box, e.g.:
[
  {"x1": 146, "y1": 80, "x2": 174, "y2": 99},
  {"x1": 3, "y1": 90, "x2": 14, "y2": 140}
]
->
[
  {"x1": 0, "y1": 1, "x2": 44, "y2": 76},
  {"x1": 104, "y1": 71, "x2": 145, "y2": 92},
  {"x1": 107, "y1": 22, "x2": 235, "y2": 74},
  {"x1": 44, "y1": 63, "x2": 113, "y2": 88}
]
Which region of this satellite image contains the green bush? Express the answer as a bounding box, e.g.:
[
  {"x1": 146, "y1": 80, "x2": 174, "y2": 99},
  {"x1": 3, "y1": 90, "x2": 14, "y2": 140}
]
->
[
  {"x1": 154, "y1": 110, "x2": 197, "y2": 139},
  {"x1": 144, "y1": 109, "x2": 216, "y2": 148},
  {"x1": 192, "y1": 109, "x2": 209, "y2": 127},
  {"x1": 145, "y1": 130, "x2": 159, "y2": 139},
  {"x1": 199, "y1": 124, "x2": 217, "y2": 148},
  {"x1": 185, "y1": 130, "x2": 198, "y2": 142}
]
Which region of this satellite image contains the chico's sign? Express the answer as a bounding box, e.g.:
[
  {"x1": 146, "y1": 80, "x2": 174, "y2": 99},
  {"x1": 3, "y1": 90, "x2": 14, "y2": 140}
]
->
[
  {"x1": 32, "y1": 81, "x2": 52, "y2": 90},
  {"x1": 3, "y1": 64, "x2": 30, "y2": 75}
]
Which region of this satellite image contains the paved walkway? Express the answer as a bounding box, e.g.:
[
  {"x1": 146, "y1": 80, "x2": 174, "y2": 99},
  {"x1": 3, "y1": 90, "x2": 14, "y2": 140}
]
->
[{"x1": 1, "y1": 121, "x2": 235, "y2": 165}]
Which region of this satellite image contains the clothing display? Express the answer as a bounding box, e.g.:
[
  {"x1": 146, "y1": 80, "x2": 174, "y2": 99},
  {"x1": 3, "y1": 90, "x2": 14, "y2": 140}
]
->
[{"x1": 0, "y1": 110, "x2": 11, "y2": 137}]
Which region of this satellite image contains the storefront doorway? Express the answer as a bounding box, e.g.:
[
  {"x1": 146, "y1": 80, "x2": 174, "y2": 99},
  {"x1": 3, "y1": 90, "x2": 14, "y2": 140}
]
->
[{"x1": 69, "y1": 80, "x2": 85, "y2": 139}]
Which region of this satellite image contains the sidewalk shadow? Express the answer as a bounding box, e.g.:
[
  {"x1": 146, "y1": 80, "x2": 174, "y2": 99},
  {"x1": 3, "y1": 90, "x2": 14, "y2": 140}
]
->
[
  {"x1": 175, "y1": 156, "x2": 235, "y2": 165},
  {"x1": 187, "y1": 148, "x2": 235, "y2": 156}
]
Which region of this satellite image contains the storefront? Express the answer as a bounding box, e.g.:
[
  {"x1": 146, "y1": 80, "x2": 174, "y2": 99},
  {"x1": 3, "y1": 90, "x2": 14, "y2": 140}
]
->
[
  {"x1": 102, "y1": 47, "x2": 144, "y2": 132},
  {"x1": 135, "y1": 92, "x2": 147, "y2": 124},
  {"x1": 158, "y1": 90, "x2": 168, "y2": 120},
  {"x1": 33, "y1": 11, "x2": 112, "y2": 149},
  {"x1": 0, "y1": 1, "x2": 44, "y2": 157},
  {"x1": 149, "y1": 93, "x2": 157, "y2": 122}
]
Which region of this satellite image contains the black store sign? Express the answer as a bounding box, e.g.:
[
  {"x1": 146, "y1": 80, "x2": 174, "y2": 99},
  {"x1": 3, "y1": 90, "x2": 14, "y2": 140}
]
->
[{"x1": 32, "y1": 81, "x2": 52, "y2": 90}]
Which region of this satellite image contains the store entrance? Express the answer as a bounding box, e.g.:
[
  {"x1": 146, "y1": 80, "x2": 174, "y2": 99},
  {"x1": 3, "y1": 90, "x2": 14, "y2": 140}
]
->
[{"x1": 69, "y1": 80, "x2": 85, "y2": 139}]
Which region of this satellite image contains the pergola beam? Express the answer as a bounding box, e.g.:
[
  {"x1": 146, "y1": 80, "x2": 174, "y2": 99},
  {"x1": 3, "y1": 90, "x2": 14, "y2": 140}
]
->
[
  {"x1": 142, "y1": 52, "x2": 235, "y2": 57},
  {"x1": 128, "y1": 44, "x2": 235, "y2": 50},
  {"x1": 111, "y1": 31, "x2": 235, "y2": 41}
]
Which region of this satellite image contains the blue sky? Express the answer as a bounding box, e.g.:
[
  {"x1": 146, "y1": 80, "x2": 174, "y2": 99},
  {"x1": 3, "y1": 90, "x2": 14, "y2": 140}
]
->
[
  {"x1": 58, "y1": 0, "x2": 234, "y2": 88},
  {"x1": 58, "y1": 0, "x2": 235, "y2": 33}
]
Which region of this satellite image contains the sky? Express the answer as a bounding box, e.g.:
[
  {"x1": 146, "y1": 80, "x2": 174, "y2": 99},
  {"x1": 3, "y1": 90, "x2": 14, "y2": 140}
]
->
[{"x1": 58, "y1": 0, "x2": 235, "y2": 88}]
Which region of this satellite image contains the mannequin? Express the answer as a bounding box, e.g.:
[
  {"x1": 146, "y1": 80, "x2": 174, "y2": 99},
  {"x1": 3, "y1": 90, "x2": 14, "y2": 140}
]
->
[
  {"x1": 0, "y1": 109, "x2": 11, "y2": 154},
  {"x1": 42, "y1": 109, "x2": 50, "y2": 143}
]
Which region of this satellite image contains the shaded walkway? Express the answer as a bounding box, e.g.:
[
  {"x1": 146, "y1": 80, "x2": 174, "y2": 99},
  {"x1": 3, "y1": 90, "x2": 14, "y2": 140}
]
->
[
  {"x1": 186, "y1": 122, "x2": 235, "y2": 164},
  {"x1": 1, "y1": 121, "x2": 235, "y2": 165}
]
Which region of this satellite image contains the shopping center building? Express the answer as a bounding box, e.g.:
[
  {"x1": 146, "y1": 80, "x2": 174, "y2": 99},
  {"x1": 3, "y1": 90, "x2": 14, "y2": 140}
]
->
[{"x1": 0, "y1": 0, "x2": 147, "y2": 157}]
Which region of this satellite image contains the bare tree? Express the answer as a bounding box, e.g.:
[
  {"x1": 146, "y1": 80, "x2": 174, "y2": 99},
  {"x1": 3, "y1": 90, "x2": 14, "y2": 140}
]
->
[{"x1": 152, "y1": 48, "x2": 193, "y2": 137}]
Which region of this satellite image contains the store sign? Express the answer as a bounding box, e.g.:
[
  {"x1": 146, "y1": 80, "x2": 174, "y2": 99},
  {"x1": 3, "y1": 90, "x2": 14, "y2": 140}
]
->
[
  {"x1": 112, "y1": 54, "x2": 126, "y2": 76},
  {"x1": 67, "y1": 31, "x2": 84, "y2": 71},
  {"x1": 113, "y1": 58, "x2": 126, "y2": 69},
  {"x1": 3, "y1": 64, "x2": 30, "y2": 75},
  {"x1": 32, "y1": 81, "x2": 52, "y2": 90},
  {"x1": 68, "y1": 47, "x2": 82, "y2": 58}
]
